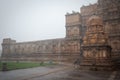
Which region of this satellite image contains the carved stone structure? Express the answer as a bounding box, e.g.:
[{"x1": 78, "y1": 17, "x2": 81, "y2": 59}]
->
[
  {"x1": 1, "y1": 0, "x2": 120, "y2": 68},
  {"x1": 80, "y1": 15, "x2": 113, "y2": 70}
]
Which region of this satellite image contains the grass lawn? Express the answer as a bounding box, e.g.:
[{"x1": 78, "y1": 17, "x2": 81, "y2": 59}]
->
[{"x1": 0, "y1": 61, "x2": 55, "y2": 71}]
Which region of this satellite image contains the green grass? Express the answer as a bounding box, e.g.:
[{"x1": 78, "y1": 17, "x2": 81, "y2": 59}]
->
[{"x1": 0, "y1": 61, "x2": 55, "y2": 71}]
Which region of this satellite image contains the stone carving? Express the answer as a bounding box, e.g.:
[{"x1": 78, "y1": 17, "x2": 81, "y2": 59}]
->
[{"x1": 80, "y1": 15, "x2": 113, "y2": 70}]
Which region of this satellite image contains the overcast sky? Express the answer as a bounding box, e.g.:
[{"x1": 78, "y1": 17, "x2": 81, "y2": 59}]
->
[{"x1": 0, "y1": 0, "x2": 97, "y2": 49}]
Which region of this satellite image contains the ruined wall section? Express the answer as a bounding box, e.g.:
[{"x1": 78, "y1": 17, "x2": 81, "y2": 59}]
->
[
  {"x1": 1, "y1": 38, "x2": 80, "y2": 63},
  {"x1": 1, "y1": 38, "x2": 65, "y2": 61}
]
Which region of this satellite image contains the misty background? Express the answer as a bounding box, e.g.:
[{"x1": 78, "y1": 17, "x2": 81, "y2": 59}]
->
[{"x1": 0, "y1": 0, "x2": 97, "y2": 55}]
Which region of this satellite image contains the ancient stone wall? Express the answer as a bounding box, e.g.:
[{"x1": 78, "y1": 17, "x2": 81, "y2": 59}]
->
[
  {"x1": 1, "y1": 38, "x2": 80, "y2": 63},
  {"x1": 1, "y1": 0, "x2": 120, "y2": 64},
  {"x1": 1, "y1": 38, "x2": 64, "y2": 61},
  {"x1": 98, "y1": 0, "x2": 120, "y2": 59}
]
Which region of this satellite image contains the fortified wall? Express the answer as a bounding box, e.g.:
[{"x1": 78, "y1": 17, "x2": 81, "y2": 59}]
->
[
  {"x1": 1, "y1": 0, "x2": 120, "y2": 65},
  {"x1": 2, "y1": 38, "x2": 64, "y2": 61},
  {"x1": 1, "y1": 12, "x2": 82, "y2": 63}
]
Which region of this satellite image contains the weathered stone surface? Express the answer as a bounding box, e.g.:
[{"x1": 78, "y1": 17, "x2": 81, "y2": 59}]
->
[{"x1": 1, "y1": 0, "x2": 120, "y2": 68}]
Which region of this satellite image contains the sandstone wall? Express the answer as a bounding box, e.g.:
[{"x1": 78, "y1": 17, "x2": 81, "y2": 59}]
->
[
  {"x1": 2, "y1": 0, "x2": 120, "y2": 64},
  {"x1": 1, "y1": 38, "x2": 80, "y2": 63}
]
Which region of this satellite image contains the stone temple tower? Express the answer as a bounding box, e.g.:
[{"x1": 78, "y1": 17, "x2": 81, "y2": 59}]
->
[{"x1": 80, "y1": 15, "x2": 113, "y2": 70}]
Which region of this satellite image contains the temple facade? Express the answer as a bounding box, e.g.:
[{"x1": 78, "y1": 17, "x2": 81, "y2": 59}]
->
[
  {"x1": 1, "y1": 0, "x2": 120, "y2": 68},
  {"x1": 80, "y1": 15, "x2": 113, "y2": 70}
]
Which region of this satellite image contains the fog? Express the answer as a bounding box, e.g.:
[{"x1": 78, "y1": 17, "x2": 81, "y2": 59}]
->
[{"x1": 0, "y1": 0, "x2": 97, "y2": 50}]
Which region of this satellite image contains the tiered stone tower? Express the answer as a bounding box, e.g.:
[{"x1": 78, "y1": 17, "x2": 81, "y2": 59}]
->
[
  {"x1": 64, "y1": 12, "x2": 82, "y2": 63},
  {"x1": 80, "y1": 15, "x2": 113, "y2": 70}
]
